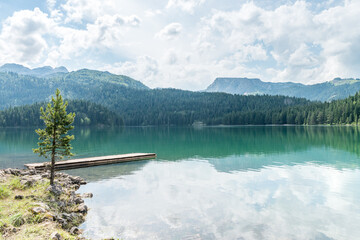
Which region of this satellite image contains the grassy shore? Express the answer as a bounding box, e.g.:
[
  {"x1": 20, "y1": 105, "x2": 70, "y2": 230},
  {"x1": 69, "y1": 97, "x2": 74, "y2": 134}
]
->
[{"x1": 0, "y1": 169, "x2": 89, "y2": 240}]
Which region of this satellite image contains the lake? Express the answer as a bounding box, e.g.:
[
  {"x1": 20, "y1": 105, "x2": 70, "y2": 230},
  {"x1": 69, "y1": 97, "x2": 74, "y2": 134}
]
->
[{"x1": 1, "y1": 126, "x2": 360, "y2": 239}]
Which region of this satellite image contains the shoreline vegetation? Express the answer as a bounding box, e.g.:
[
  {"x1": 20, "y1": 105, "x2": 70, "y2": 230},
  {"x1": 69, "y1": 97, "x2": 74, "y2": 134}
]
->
[
  {"x1": 0, "y1": 90, "x2": 360, "y2": 127},
  {"x1": 0, "y1": 168, "x2": 91, "y2": 240}
]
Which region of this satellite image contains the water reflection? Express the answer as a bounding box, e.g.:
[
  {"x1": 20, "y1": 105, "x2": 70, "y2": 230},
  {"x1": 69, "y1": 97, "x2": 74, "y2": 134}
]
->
[
  {"x1": 1, "y1": 126, "x2": 360, "y2": 170},
  {"x1": 79, "y1": 160, "x2": 360, "y2": 240},
  {"x1": 2, "y1": 126, "x2": 360, "y2": 239}
]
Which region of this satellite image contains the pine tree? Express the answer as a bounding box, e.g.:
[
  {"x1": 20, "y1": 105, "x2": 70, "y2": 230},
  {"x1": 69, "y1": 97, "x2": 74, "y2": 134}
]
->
[{"x1": 33, "y1": 89, "x2": 75, "y2": 185}]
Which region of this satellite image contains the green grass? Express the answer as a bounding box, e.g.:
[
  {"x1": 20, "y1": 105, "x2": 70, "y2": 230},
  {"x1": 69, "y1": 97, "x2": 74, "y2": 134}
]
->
[
  {"x1": 10, "y1": 213, "x2": 25, "y2": 227},
  {"x1": 9, "y1": 178, "x2": 25, "y2": 190},
  {"x1": 0, "y1": 176, "x2": 80, "y2": 240},
  {"x1": 0, "y1": 186, "x2": 10, "y2": 199}
]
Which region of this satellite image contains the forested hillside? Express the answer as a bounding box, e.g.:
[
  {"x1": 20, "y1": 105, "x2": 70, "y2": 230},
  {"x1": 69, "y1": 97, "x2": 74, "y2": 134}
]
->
[
  {"x1": 219, "y1": 92, "x2": 360, "y2": 125},
  {"x1": 93, "y1": 88, "x2": 309, "y2": 125},
  {"x1": 0, "y1": 100, "x2": 123, "y2": 127},
  {"x1": 1, "y1": 66, "x2": 359, "y2": 126},
  {"x1": 0, "y1": 70, "x2": 148, "y2": 109}
]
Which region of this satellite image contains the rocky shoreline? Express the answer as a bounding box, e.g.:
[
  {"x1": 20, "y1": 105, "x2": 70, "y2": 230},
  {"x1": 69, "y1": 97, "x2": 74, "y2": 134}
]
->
[{"x1": 0, "y1": 168, "x2": 92, "y2": 240}]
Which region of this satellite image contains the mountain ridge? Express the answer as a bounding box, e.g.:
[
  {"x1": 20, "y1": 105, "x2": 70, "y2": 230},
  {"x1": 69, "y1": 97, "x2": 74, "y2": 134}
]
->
[
  {"x1": 205, "y1": 77, "x2": 360, "y2": 101},
  {"x1": 0, "y1": 63, "x2": 69, "y2": 77}
]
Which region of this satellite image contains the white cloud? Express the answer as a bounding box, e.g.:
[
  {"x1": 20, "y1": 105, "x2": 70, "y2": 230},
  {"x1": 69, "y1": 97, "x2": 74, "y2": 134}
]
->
[
  {"x1": 0, "y1": 8, "x2": 55, "y2": 65},
  {"x1": 105, "y1": 56, "x2": 159, "y2": 86},
  {"x1": 1, "y1": 0, "x2": 360, "y2": 90},
  {"x1": 156, "y1": 22, "x2": 183, "y2": 40},
  {"x1": 193, "y1": 0, "x2": 360, "y2": 85},
  {"x1": 166, "y1": 0, "x2": 205, "y2": 14},
  {"x1": 46, "y1": 0, "x2": 56, "y2": 10}
]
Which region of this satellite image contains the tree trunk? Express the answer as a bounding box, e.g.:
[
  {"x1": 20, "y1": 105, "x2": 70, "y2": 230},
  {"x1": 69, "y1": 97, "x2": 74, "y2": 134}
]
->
[{"x1": 50, "y1": 127, "x2": 56, "y2": 185}]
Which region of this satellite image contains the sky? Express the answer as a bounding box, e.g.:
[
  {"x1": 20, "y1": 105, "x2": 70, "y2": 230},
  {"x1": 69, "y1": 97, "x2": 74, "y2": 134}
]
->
[{"x1": 0, "y1": 0, "x2": 359, "y2": 90}]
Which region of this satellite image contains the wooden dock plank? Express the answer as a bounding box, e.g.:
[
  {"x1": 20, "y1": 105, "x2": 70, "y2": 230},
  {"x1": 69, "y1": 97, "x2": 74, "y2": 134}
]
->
[{"x1": 25, "y1": 153, "x2": 156, "y2": 170}]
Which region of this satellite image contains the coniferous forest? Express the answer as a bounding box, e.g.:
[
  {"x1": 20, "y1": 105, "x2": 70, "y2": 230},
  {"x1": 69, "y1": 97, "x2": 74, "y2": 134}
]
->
[
  {"x1": 0, "y1": 100, "x2": 123, "y2": 127},
  {"x1": 0, "y1": 88, "x2": 359, "y2": 127}
]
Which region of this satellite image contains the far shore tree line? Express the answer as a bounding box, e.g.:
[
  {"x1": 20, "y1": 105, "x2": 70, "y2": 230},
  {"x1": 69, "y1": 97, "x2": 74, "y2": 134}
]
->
[{"x1": 1, "y1": 90, "x2": 360, "y2": 127}]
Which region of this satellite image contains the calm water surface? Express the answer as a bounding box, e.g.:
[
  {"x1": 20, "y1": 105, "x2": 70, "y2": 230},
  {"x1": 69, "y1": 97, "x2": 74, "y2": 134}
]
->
[{"x1": 1, "y1": 126, "x2": 360, "y2": 239}]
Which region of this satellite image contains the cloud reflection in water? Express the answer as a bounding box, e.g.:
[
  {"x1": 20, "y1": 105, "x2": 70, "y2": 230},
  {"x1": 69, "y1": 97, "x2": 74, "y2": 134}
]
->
[{"x1": 79, "y1": 159, "x2": 360, "y2": 240}]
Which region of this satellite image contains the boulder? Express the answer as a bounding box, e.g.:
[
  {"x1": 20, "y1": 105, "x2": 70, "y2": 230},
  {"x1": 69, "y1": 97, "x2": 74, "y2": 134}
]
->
[
  {"x1": 61, "y1": 213, "x2": 73, "y2": 221},
  {"x1": 14, "y1": 195, "x2": 24, "y2": 200},
  {"x1": 31, "y1": 207, "x2": 46, "y2": 214},
  {"x1": 43, "y1": 212, "x2": 55, "y2": 221},
  {"x1": 50, "y1": 231, "x2": 62, "y2": 240},
  {"x1": 11, "y1": 169, "x2": 21, "y2": 176},
  {"x1": 20, "y1": 178, "x2": 35, "y2": 188},
  {"x1": 76, "y1": 204, "x2": 88, "y2": 214},
  {"x1": 74, "y1": 197, "x2": 84, "y2": 204},
  {"x1": 81, "y1": 193, "x2": 93, "y2": 198},
  {"x1": 68, "y1": 175, "x2": 87, "y2": 185},
  {"x1": 70, "y1": 226, "x2": 80, "y2": 235},
  {"x1": 47, "y1": 184, "x2": 63, "y2": 196},
  {"x1": 33, "y1": 202, "x2": 50, "y2": 211},
  {"x1": 41, "y1": 173, "x2": 50, "y2": 178}
]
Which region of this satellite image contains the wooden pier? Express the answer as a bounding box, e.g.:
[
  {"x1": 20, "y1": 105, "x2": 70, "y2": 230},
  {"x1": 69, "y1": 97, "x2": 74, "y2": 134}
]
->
[{"x1": 24, "y1": 153, "x2": 156, "y2": 170}]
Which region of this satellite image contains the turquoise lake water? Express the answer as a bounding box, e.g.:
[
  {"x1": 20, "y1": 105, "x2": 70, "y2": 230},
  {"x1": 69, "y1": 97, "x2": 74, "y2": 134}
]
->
[{"x1": 1, "y1": 126, "x2": 360, "y2": 239}]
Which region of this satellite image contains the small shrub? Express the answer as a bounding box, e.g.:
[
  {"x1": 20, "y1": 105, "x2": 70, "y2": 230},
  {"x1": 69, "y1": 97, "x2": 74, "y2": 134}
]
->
[
  {"x1": 9, "y1": 178, "x2": 24, "y2": 190},
  {"x1": 10, "y1": 213, "x2": 25, "y2": 227},
  {"x1": 26, "y1": 213, "x2": 43, "y2": 224},
  {"x1": 0, "y1": 185, "x2": 10, "y2": 199}
]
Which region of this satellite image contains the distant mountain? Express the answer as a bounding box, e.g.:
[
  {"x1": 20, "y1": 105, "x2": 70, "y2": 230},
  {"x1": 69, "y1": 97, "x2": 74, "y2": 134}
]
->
[
  {"x1": 0, "y1": 68, "x2": 149, "y2": 109},
  {"x1": 205, "y1": 77, "x2": 360, "y2": 102},
  {"x1": 0, "y1": 63, "x2": 68, "y2": 77},
  {"x1": 0, "y1": 67, "x2": 310, "y2": 125}
]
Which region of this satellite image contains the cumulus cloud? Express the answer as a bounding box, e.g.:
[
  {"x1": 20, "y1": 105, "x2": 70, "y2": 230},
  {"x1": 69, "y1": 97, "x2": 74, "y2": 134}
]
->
[
  {"x1": 0, "y1": 8, "x2": 55, "y2": 65},
  {"x1": 194, "y1": 0, "x2": 360, "y2": 84},
  {"x1": 1, "y1": 0, "x2": 360, "y2": 90},
  {"x1": 105, "y1": 56, "x2": 159, "y2": 86},
  {"x1": 156, "y1": 22, "x2": 183, "y2": 40},
  {"x1": 61, "y1": 0, "x2": 116, "y2": 23},
  {"x1": 166, "y1": 0, "x2": 206, "y2": 14}
]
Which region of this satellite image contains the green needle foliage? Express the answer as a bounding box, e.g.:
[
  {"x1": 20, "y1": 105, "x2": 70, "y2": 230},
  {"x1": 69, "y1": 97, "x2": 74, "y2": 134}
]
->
[{"x1": 33, "y1": 89, "x2": 75, "y2": 185}]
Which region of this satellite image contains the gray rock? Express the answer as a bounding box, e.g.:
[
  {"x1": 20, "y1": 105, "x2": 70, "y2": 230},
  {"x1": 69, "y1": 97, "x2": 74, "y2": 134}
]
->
[
  {"x1": 5, "y1": 168, "x2": 21, "y2": 176},
  {"x1": 19, "y1": 171, "x2": 30, "y2": 176},
  {"x1": 55, "y1": 216, "x2": 67, "y2": 226},
  {"x1": 43, "y1": 212, "x2": 55, "y2": 221},
  {"x1": 74, "y1": 197, "x2": 84, "y2": 204},
  {"x1": 33, "y1": 202, "x2": 50, "y2": 211},
  {"x1": 20, "y1": 179, "x2": 35, "y2": 187},
  {"x1": 61, "y1": 213, "x2": 73, "y2": 221},
  {"x1": 70, "y1": 226, "x2": 80, "y2": 235},
  {"x1": 47, "y1": 184, "x2": 63, "y2": 196},
  {"x1": 41, "y1": 173, "x2": 50, "y2": 178},
  {"x1": 76, "y1": 204, "x2": 88, "y2": 214},
  {"x1": 50, "y1": 231, "x2": 62, "y2": 240},
  {"x1": 14, "y1": 195, "x2": 24, "y2": 200},
  {"x1": 56, "y1": 200, "x2": 66, "y2": 209},
  {"x1": 11, "y1": 169, "x2": 21, "y2": 175},
  {"x1": 20, "y1": 175, "x2": 42, "y2": 188},
  {"x1": 81, "y1": 193, "x2": 93, "y2": 198},
  {"x1": 69, "y1": 176, "x2": 87, "y2": 185},
  {"x1": 31, "y1": 207, "x2": 46, "y2": 214}
]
